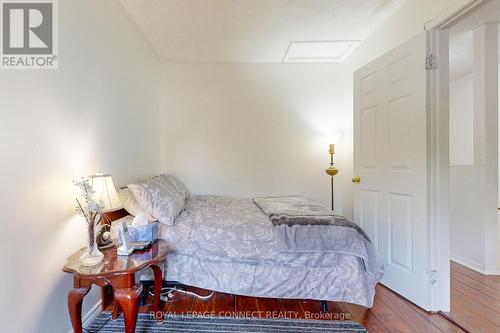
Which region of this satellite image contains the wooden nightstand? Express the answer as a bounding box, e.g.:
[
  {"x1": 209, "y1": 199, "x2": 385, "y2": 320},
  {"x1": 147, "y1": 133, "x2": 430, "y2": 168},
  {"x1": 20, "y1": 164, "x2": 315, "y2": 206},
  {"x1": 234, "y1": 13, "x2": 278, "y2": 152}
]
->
[{"x1": 63, "y1": 240, "x2": 171, "y2": 333}]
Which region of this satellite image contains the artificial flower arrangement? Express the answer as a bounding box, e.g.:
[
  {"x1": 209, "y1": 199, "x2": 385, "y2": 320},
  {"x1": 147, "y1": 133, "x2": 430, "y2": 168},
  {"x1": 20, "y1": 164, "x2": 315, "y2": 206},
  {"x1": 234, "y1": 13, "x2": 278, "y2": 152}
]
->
[{"x1": 73, "y1": 177, "x2": 105, "y2": 266}]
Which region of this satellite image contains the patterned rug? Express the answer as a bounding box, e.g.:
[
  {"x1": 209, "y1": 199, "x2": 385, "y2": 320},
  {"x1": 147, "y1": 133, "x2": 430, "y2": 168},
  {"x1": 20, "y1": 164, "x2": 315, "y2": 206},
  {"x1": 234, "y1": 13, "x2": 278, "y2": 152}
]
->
[{"x1": 86, "y1": 312, "x2": 368, "y2": 332}]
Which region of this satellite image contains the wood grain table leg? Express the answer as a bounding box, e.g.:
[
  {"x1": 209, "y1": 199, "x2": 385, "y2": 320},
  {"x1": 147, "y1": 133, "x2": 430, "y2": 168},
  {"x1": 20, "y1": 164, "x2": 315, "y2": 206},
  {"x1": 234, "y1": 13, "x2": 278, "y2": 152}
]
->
[
  {"x1": 151, "y1": 265, "x2": 163, "y2": 313},
  {"x1": 101, "y1": 285, "x2": 114, "y2": 310},
  {"x1": 68, "y1": 287, "x2": 91, "y2": 333},
  {"x1": 114, "y1": 284, "x2": 143, "y2": 333},
  {"x1": 112, "y1": 302, "x2": 120, "y2": 320}
]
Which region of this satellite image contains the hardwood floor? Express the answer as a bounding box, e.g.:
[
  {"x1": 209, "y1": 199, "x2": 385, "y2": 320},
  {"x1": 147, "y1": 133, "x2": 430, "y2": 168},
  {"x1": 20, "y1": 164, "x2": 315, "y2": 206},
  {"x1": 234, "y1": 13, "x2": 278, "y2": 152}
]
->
[
  {"x1": 440, "y1": 261, "x2": 500, "y2": 333},
  {"x1": 105, "y1": 262, "x2": 500, "y2": 332}
]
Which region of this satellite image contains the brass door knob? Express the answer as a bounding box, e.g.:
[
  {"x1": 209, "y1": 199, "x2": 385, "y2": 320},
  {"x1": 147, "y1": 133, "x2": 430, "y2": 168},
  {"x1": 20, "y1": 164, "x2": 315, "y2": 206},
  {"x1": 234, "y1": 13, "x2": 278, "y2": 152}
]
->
[{"x1": 352, "y1": 176, "x2": 361, "y2": 184}]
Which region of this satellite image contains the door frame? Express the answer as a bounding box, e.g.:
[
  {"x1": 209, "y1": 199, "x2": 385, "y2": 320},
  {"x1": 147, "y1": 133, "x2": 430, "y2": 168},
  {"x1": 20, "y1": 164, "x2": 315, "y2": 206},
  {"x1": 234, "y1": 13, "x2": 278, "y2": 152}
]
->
[
  {"x1": 424, "y1": 0, "x2": 485, "y2": 30},
  {"x1": 425, "y1": 0, "x2": 484, "y2": 312},
  {"x1": 427, "y1": 30, "x2": 450, "y2": 312}
]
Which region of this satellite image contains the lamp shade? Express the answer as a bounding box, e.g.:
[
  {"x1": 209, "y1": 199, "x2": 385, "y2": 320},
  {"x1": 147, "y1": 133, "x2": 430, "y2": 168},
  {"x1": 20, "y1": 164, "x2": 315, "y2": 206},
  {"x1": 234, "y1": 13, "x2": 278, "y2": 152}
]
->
[{"x1": 89, "y1": 174, "x2": 122, "y2": 212}]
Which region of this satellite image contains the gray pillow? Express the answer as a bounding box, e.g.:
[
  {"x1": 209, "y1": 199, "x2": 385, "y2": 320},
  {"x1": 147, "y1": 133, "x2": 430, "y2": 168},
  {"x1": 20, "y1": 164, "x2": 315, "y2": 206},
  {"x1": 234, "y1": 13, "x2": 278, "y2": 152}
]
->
[{"x1": 128, "y1": 175, "x2": 187, "y2": 225}]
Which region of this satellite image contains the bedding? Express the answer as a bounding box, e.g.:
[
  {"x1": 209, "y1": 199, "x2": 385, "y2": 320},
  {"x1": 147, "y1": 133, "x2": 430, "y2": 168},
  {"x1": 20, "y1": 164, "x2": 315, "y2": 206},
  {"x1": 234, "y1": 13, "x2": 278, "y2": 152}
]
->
[
  {"x1": 112, "y1": 189, "x2": 384, "y2": 307},
  {"x1": 254, "y1": 196, "x2": 370, "y2": 241},
  {"x1": 254, "y1": 196, "x2": 335, "y2": 225},
  {"x1": 160, "y1": 195, "x2": 384, "y2": 307}
]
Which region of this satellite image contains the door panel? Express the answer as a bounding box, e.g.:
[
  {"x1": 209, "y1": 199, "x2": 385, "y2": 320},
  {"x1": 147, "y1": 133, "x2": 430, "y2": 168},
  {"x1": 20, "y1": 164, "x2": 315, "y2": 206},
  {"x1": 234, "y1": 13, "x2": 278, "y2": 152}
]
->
[
  {"x1": 388, "y1": 53, "x2": 411, "y2": 84},
  {"x1": 388, "y1": 192, "x2": 413, "y2": 272},
  {"x1": 353, "y1": 31, "x2": 431, "y2": 310},
  {"x1": 388, "y1": 95, "x2": 412, "y2": 170},
  {"x1": 360, "y1": 71, "x2": 378, "y2": 96},
  {"x1": 360, "y1": 189, "x2": 379, "y2": 250},
  {"x1": 360, "y1": 106, "x2": 378, "y2": 170}
]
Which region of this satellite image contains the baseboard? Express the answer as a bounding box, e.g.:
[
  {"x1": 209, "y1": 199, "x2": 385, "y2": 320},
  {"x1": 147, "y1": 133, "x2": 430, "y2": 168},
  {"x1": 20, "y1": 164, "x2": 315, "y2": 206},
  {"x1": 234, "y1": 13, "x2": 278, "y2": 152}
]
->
[
  {"x1": 68, "y1": 299, "x2": 102, "y2": 333},
  {"x1": 485, "y1": 269, "x2": 500, "y2": 275},
  {"x1": 451, "y1": 253, "x2": 486, "y2": 273},
  {"x1": 450, "y1": 253, "x2": 500, "y2": 275}
]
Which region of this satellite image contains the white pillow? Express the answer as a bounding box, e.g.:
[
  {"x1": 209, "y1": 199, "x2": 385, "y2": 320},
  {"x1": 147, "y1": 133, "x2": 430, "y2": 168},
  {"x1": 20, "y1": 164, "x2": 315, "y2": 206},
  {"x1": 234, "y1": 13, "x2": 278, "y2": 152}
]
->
[
  {"x1": 128, "y1": 176, "x2": 187, "y2": 225},
  {"x1": 117, "y1": 187, "x2": 155, "y2": 222}
]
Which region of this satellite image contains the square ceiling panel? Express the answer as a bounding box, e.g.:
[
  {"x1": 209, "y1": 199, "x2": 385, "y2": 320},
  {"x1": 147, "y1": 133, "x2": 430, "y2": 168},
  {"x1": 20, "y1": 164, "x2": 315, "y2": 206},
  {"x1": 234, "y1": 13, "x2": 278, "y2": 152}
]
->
[{"x1": 283, "y1": 40, "x2": 362, "y2": 63}]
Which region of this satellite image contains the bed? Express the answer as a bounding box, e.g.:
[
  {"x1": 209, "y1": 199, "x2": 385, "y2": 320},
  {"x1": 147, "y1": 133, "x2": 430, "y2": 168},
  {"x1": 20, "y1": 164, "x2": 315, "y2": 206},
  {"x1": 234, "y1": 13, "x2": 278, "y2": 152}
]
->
[{"x1": 112, "y1": 174, "x2": 384, "y2": 308}]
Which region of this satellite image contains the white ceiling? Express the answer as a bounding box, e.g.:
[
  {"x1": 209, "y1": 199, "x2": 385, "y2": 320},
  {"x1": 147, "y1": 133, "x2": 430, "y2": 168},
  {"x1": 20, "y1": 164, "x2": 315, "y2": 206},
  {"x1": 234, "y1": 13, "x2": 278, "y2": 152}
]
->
[{"x1": 118, "y1": 0, "x2": 404, "y2": 63}]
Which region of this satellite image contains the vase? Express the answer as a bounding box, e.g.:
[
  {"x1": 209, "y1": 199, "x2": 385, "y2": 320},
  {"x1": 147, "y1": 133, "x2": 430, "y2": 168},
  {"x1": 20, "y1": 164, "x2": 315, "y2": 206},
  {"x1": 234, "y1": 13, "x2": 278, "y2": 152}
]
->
[{"x1": 79, "y1": 217, "x2": 104, "y2": 266}]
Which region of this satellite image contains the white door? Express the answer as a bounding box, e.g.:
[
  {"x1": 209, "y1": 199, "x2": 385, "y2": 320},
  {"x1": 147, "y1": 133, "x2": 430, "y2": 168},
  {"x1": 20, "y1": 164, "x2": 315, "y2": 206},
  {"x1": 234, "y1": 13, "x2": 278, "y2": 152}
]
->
[{"x1": 353, "y1": 31, "x2": 449, "y2": 311}]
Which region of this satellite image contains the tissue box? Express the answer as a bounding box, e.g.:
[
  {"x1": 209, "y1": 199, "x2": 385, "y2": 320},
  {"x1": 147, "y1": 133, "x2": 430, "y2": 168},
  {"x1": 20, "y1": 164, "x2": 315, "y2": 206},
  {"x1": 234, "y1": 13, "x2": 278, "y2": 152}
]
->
[{"x1": 128, "y1": 222, "x2": 159, "y2": 242}]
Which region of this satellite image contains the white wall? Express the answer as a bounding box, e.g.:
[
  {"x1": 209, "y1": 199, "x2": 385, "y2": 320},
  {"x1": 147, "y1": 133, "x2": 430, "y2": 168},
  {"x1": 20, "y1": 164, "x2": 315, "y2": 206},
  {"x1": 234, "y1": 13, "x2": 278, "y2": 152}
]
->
[
  {"x1": 450, "y1": 75, "x2": 474, "y2": 165},
  {"x1": 448, "y1": 75, "x2": 487, "y2": 268},
  {"x1": 162, "y1": 63, "x2": 352, "y2": 216},
  {"x1": 448, "y1": 11, "x2": 500, "y2": 275},
  {"x1": 0, "y1": 1, "x2": 162, "y2": 332},
  {"x1": 448, "y1": 62, "x2": 495, "y2": 274}
]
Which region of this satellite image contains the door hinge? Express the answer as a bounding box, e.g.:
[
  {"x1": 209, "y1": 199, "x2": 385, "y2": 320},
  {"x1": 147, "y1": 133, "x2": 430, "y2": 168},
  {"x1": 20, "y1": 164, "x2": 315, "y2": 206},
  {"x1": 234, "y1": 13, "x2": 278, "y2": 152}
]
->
[
  {"x1": 425, "y1": 55, "x2": 437, "y2": 70},
  {"x1": 427, "y1": 270, "x2": 439, "y2": 285}
]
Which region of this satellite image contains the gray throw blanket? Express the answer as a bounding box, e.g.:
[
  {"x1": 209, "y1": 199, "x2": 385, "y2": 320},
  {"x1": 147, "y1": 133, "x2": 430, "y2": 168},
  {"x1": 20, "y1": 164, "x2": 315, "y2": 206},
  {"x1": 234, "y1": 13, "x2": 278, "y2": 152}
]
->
[{"x1": 254, "y1": 196, "x2": 371, "y2": 242}]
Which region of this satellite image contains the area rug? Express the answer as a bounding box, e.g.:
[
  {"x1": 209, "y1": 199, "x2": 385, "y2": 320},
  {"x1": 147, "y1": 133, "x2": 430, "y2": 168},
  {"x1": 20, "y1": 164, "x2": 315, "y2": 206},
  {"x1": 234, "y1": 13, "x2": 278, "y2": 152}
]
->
[{"x1": 86, "y1": 312, "x2": 368, "y2": 332}]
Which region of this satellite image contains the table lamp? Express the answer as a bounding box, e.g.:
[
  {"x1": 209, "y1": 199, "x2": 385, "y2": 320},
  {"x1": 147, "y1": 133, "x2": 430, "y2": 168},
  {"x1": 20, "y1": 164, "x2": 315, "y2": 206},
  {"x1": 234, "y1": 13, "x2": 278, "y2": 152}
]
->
[{"x1": 89, "y1": 173, "x2": 122, "y2": 212}]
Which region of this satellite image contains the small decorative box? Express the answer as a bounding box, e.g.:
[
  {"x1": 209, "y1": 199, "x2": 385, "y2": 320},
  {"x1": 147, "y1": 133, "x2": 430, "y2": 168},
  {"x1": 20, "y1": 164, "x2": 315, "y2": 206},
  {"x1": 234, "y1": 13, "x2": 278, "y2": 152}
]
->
[{"x1": 127, "y1": 222, "x2": 159, "y2": 243}]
